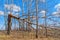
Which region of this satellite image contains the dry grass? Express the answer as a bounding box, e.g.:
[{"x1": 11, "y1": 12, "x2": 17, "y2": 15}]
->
[
  {"x1": 0, "y1": 30, "x2": 60, "y2": 40},
  {"x1": 0, "y1": 35, "x2": 60, "y2": 40}
]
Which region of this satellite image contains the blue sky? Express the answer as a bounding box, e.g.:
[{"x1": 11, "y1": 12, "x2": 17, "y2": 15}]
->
[{"x1": 0, "y1": 0, "x2": 60, "y2": 30}]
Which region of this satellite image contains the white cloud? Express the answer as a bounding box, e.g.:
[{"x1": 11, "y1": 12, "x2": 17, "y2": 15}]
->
[
  {"x1": 52, "y1": 12, "x2": 60, "y2": 17},
  {"x1": 4, "y1": 4, "x2": 21, "y2": 12},
  {"x1": 40, "y1": 10, "x2": 46, "y2": 14},
  {"x1": 40, "y1": 10, "x2": 46, "y2": 17},
  {"x1": 40, "y1": 0, "x2": 45, "y2": 3},
  {"x1": 55, "y1": 3, "x2": 60, "y2": 9},
  {"x1": 7, "y1": 11, "x2": 19, "y2": 17},
  {"x1": 55, "y1": 3, "x2": 60, "y2": 13},
  {"x1": 52, "y1": 3, "x2": 60, "y2": 17},
  {"x1": 0, "y1": 11, "x2": 17, "y2": 16},
  {"x1": 52, "y1": 12, "x2": 58, "y2": 15},
  {"x1": 0, "y1": 11, "x2": 4, "y2": 15}
]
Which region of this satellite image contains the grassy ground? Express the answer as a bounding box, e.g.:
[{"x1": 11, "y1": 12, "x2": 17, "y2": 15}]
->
[
  {"x1": 0, "y1": 31, "x2": 60, "y2": 40},
  {"x1": 0, "y1": 35, "x2": 60, "y2": 40}
]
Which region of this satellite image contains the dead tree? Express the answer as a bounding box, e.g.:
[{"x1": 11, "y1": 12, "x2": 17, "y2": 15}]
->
[
  {"x1": 7, "y1": 14, "x2": 19, "y2": 35},
  {"x1": 35, "y1": 0, "x2": 38, "y2": 38},
  {"x1": 7, "y1": 14, "x2": 11, "y2": 35}
]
